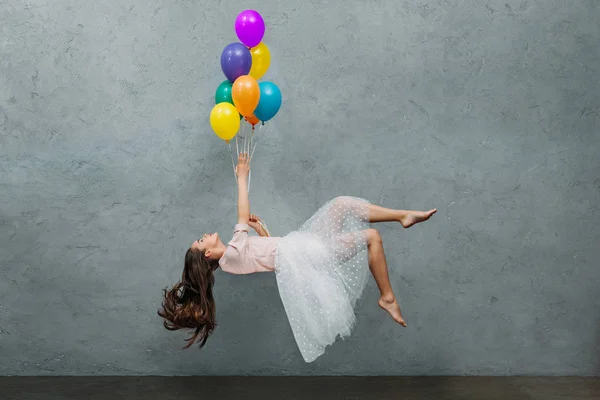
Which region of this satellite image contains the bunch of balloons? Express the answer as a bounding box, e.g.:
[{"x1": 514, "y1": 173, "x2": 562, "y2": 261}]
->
[{"x1": 210, "y1": 10, "x2": 282, "y2": 143}]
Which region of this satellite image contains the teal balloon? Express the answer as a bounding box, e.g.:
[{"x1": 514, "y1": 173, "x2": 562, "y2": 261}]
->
[
  {"x1": 215, "y1": 80, "x2": 234, "y2": 104},
  {"x1": 254, "y1": 81, "x2": 282, "y2": 122},
  {"x1": 215, "y1": 81, "x2": 242, "y2": 120}
]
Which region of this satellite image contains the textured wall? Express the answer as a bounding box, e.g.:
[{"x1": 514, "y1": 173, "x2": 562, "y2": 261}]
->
[{"x1": 1, "y1": 0, "x2": 599, "y2": 376}]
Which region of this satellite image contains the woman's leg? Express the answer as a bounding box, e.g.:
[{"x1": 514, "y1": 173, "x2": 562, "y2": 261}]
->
[
  {"x1": 366, "y1": 228, "x2": 407, "y2": 327},
  {"x1": 368, "y1": 203, "x2": 437, "y2": 228},
  {"x1": 329, "y1": 196, "x2": 437, "y2": 228}
]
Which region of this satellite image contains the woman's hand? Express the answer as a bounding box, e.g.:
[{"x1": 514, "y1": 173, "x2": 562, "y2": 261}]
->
[
  {"x1": 235, "y1": 152, "x2": 250, "y2": 180},
  {"x1": 249, "y1": 213, "x2": 261, "y2": 224},
  {"x1": 249, "y1": 214, "x2": 270, "y2": 237}
]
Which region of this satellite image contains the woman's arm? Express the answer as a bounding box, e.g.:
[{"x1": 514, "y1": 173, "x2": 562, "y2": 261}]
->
[{"x1": 236, "y1": 153, "x2": 250, "y2": 225}]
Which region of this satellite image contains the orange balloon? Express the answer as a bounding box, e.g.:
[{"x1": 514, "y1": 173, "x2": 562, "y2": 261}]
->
[
  {"x1": 232, "y1": 75, "x2": 260, "y2": 117},
  {"x1": 246, "y1": 114, "x2": 260, "y2": 126}
]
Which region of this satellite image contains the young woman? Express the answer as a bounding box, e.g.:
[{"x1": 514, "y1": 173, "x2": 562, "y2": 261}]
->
[{"x1": 159, "y1": 152, "x2": 436, "y2": 362}]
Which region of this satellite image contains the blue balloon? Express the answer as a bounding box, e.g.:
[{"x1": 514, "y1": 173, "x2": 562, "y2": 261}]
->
[
  {"x1": 220, "y1": 43, "x2": 252, "y2": 82},
  {"x1": 254, "y1": 82, "x2": 282, "y2": 122}
]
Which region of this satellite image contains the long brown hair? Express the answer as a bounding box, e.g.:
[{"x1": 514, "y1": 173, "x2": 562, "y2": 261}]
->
[{"x1": 158, "y1": 248, "x2": 219, "y2": 348}]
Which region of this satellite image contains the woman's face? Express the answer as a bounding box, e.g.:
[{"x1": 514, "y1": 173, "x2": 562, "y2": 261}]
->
[{"x1": 191, "y1": 233, "x2": 221, "y2": 259}]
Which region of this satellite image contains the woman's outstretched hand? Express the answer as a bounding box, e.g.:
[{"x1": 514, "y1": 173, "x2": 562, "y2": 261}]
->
[{"x1": 235, "y1": 152, "x2": 250, "y2": 180}]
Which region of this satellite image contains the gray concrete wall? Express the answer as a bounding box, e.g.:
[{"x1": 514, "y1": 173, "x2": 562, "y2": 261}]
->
[{"x1": 1, "y1": 0, "x2": 598, "y2": 376}]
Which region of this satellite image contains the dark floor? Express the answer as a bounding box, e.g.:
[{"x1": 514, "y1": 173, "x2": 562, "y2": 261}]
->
[{"x1": 1, "y1": 377, "x2": 599, "y2": 400}]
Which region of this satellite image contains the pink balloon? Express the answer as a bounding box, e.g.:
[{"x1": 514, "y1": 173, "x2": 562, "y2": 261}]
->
[{"x1": 235, "y1": 10, "x2": 265, "y2": 48}]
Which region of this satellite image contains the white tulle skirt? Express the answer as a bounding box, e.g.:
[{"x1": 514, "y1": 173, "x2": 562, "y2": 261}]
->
[{"x1": 274, "y1": 196, "x2": 372, "y2": 362}]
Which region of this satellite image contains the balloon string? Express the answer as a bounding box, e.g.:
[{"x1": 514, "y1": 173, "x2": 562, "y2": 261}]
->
[
  {"x1": 245, "y1": 121, "x2": 249, "y2": 154},
  {"x1": 241, "y1": 120, "x2": 244, "y2": 152},
  {"x1": 237, "y1": 120, "x2": 250, "y2": 192},
  {"x1": 250, "y1": 125, "x2": 255, "y2": 158},
  {"x1": 248, "y1": 125, "x2": 255, "y2": 192},
  {"x1": 228, "y1": 142, "x2": 237, "y2": 184},
  {"x1": 250, "y1": 124, "x2": 258, "y2": 160},
  {"x1": 257, "y1": 220, "x2": 270, "y2": 237},
  {"x1": 235, "y1": 132, "x2": 239, "y2": 159}
]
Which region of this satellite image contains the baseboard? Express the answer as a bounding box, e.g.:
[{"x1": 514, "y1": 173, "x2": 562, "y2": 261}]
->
[{"x1": 1, "y1": 376, "x2": 598, "y2": 400}]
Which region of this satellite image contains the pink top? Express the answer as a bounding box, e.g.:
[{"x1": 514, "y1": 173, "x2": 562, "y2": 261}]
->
[{"x1": 218, "y1": 224, "x2": 281, "y2": 274}]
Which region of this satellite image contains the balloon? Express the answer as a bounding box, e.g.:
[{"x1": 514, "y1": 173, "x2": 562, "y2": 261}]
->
[
  {"x1": 235, "y1": 10, "x2": 265, "y2": 48},
  {"x1": 246, "y1": 115, "x2": 260, "y2": 126},
  {"x1": 253, "y1": 81, "x2": 281, "y2": 122},
  {"x1": 214, "y1": 81, "x2": 243, "y2": 120},
  {"x1": 210, "y1": 102, "x2": 240, "y2": 142},
  {"x1": 220, "y1": 43, "x2": 252, "y2": 82},
  {"x1": 215, "y1": 80, "x2": 233, "y2": 104},
  {"x1": 232, "y1": 75, "x2": 260, "y2": 117},
  {"x1": 249, "y1": 42, "x2": 271, "y2": 80}
]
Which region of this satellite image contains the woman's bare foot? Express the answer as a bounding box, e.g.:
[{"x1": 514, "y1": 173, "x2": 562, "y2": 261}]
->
[
  {"x1": 399, "y1": 209, "x2": 437, "y2": 228},
  {"x1": 378, "y1": 295, "x2": 407, "y2": 327}
]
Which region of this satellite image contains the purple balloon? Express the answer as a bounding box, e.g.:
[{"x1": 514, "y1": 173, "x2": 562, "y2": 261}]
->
[
  {"x1": 235, "y1": 10, "x2": 265, "y2": 48},
  {"x1": 220, "y1": 42, "x2": 252, "y2": 82}
]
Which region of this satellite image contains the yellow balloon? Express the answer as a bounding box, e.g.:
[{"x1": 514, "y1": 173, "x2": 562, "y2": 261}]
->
[
  {"x1": 249, "y1": 42, "x2": 271, "y2": 80},
  {"x1": 210, "y1": 102, "x2": 240, "y2": 142}
]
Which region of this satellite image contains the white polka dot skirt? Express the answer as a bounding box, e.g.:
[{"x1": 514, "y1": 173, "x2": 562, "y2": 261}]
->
[{"x1": 275, "y1": 196, "x2": 371, "y2": 362}]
